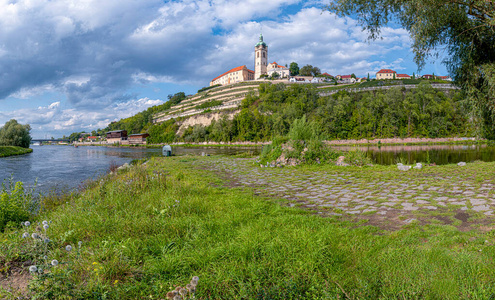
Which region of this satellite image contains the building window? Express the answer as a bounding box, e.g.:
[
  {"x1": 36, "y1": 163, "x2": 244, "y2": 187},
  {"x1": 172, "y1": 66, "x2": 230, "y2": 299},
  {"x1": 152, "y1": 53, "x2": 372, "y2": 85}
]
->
[
  {"x1": 257, "y1": 52, "x2": 259, "y2": 58},
  {"x1": 262, "y1": 52, "x2": 265, "y2": 58}
]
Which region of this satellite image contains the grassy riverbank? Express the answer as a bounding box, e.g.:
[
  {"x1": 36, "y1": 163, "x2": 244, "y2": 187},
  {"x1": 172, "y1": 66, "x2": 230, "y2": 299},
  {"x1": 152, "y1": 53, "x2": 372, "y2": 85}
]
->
[
  {"x1": 0, "y1": 146, "x2": 33, "y2": 158},
  {"x1": 2, "y1": 157, "x2": 495, "y2": 299}
]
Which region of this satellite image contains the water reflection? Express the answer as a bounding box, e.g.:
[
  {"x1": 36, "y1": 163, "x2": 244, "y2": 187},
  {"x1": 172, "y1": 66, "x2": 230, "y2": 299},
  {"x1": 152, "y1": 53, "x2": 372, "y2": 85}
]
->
[{"x1": 334, "y1": 144, "x2": 495, "y2": 165}]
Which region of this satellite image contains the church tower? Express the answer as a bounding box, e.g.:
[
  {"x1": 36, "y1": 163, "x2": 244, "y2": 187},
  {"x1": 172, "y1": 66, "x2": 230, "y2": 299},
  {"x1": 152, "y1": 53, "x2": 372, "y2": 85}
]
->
[{"x1": 254, "y1": 34, "x2": 268, "y2": 79}]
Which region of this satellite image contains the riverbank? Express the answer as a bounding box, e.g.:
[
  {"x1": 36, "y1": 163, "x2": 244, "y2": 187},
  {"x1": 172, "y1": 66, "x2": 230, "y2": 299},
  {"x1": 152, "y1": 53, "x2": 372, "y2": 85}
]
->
[
  {"x1": 0, "y1": 146, "x2": 33, "y2": 158},
  {"x1": 2, "y1": 156, "x2": 495, "y2": 298}
]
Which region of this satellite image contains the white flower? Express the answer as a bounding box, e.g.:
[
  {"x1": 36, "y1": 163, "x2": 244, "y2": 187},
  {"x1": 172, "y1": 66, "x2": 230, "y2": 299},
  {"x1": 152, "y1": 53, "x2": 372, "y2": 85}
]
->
[
  {"x1": 24, "y1": 221, "x2": 31, "y2": 227},
  {"x1": 43, "y1": 224, "x2": 49, "y2": 230},
  {"x1": 51, "y1": 260, "x2": 58, "y2": 266},
  {"x1": 65, "y1": 245, "x2": 72, "y2": 252},
  {"x1": 78, "y1": 241, "x2": 82, "y2": 248},
  {"x1": 22, "y1": 232, "x2": 29, "y2": 238},
  {"x1": 42, "y1": 220, "x2": 48, "y2": 225},
  {"x1": 44, "y1": 238, "x2": 50, "y2": 243},
  {"x1": 31, "y1": 233, "x2": 39, "y2": 239},
  {"x1": 29, "y1": 265, "x2": 37, "y2": 273},
  {"x1": 43, "y1": 255, "x2": 48, "y2": 260}
]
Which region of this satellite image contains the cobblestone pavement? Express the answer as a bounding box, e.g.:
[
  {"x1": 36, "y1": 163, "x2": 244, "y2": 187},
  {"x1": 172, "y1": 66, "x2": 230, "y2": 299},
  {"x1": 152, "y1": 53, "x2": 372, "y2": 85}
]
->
[{"x1": 193, "y1": 157, "x2": 495, "y2": 230}]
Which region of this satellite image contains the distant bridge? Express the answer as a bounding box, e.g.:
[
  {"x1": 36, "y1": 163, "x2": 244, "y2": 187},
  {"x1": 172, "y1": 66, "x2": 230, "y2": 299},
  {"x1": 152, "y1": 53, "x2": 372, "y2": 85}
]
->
[{"x1": 31, "y1": 139, "x2": 70, "y2": 143}]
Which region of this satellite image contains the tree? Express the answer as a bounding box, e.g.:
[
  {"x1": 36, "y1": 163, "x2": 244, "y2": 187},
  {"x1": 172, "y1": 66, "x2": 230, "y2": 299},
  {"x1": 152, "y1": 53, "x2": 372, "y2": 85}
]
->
[
  {"x1": 300, "y1": 65, "x2": 321, "y2": 76},
  {"x1": 325, "y1": 0, "x2": 495, "y2": 138},
  {"x1": 0, "y1": 119, "x2": 32, "y2": 148},
  {"x1": 351, "y1": 73, "x2": 356, "y2": 79},
  {"x1": 289, "y1": 62, "x2": 299, "y2": 76},
  {"x1": 412, "y1": 72, "x2": 416, "y2": 79}
]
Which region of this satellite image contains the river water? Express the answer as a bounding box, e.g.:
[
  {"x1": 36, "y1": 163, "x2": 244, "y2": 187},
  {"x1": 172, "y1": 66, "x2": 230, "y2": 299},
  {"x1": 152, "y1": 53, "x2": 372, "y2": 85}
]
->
[
  {"x1": 1, "y1": 144, "x2": 495, "y2": 195},
  {"x1": 0, "y1": 145, "x2": 259, "y2": 194}
]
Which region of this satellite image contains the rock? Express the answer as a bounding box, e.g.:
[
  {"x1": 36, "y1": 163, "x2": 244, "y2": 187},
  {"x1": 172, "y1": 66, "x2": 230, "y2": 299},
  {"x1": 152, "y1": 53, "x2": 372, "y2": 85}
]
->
[
  {"x1": 413, "y1": 163, "x2": 422, "y2": 169},
  {"x1": 458, "y1": 162, "x2": 467, "y2": 166},
  {"x1": 398, "y1": 165, "x2": 411, "y2": 171},
  {"x1": 336, "y1": 156, "x2": 348, "y2": 166}
]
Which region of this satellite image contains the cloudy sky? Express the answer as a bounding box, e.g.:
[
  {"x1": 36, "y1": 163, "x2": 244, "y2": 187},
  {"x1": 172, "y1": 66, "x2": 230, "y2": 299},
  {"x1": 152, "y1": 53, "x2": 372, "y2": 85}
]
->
[{"x1": 0, "y1": 0, "x2": 448, "y2": 138}]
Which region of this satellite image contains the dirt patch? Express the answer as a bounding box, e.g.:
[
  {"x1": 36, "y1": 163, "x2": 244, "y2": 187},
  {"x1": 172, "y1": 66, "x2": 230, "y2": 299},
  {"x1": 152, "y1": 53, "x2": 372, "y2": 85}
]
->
[
  {"x1": 454, "y1": 211, "x2": 470, "y2": 222},
  {"x1": 0, "y1": 266, "x2": 30, "y2": 297}
]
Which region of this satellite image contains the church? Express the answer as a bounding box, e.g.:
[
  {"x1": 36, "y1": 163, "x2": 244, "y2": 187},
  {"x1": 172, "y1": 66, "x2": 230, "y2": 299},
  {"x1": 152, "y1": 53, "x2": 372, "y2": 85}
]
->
[{"x1": 209, "y1": 34, "x2": 290, "y2": 86}]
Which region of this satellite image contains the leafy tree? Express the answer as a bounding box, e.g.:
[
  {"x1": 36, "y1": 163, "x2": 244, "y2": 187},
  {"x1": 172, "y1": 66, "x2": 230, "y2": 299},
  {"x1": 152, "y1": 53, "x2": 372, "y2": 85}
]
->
[
  {"x1": 351, "y1": 73, "x2": 356, "y2": 79},
  {"x1": 299, "y1": 65, "x2": 321, "y2": 76},
  {"x1": 0, "y1": 119, "x2": 31, "y2": 148},
  {"x1": 289, "y1": 62, "x2": 299, "y2": 76},
  {"x1": 325, "y1": 0, "x2": 495, "y2": 139}
]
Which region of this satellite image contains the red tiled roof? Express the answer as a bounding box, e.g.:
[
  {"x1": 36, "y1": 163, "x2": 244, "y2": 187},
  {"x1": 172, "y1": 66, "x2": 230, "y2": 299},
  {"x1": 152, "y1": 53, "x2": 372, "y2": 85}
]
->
[
  {"x1": 247, "y1": 69, "x2": 254, "y2": 74},
  {"x1": 88, "y1": 136, "x2": 97, "y2": 139},
  {"x1": 211, "y1": 65, "x2": 247, "y2": 82},
  {"x1": 396, "y1": 74, "x2": 410, "y2": 78},
  {"x1": 377, "y1": 69, "x2": 396, "y2": 74},
  {"x1": 341, "y1": 75, "x2": 352, "y2": 79},
  {"x1": 321, "y1": 72, "x2": 333, "y2": 77}
]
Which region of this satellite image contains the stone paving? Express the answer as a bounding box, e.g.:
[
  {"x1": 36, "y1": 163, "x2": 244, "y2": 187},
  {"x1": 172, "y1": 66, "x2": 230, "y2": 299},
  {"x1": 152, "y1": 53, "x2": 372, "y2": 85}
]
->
[{"x1": 193, "y1": 157, "x2": 495, "y2": 230}]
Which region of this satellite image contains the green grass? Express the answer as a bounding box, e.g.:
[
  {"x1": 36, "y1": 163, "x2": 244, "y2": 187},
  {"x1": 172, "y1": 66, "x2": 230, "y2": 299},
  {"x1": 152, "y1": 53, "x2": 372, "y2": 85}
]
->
[
  {"x1": 0, "y1": 146, "x2": 33, "y2": 157},
  {"x1": 2, "y1": 158, "x2": 495, "y2": 299}
]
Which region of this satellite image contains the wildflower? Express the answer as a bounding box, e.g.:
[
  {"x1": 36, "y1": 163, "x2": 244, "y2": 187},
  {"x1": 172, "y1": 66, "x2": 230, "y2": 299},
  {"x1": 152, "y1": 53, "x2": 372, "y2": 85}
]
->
[
  {"x1": 22, "y1": 232, "x2": 29, "y2": 238},
  {"x1": 179, "y1": 288, "x2": 187, "y2": 297},
  {"x1": 78, "y1": 241, "x2": 82, "y2": 248},
  {"x1": 44, "y1": 238, "x2": 50, "y2": 243},
  {"x1": 43, "y1": 224, "x2": 49, "y2": 230},
  {"x1": 51, "y1": 260, "x2": 58, "y2": 266},
  {"x1": 31, "y1": 233, "x2": 39, "y2": 239},
  {"x1": 43, "y1": 255, "x2": 48, "y2": 260},
  {"x1": 166, "y1": 291, "x2": 175, "y2": 299},
  {"x1": 42, "y1": 220, "x2": 48, "y2": 225},
  {"x1": 65, "y1": 245, "x2": 72, "y2": 252},
  {"x1": 190, "y1": 276, "x2": 199, "y2": 286},
  {"x1": 92, "y1": 262, "x2": 98, "y2": 265},
  {"x1": 173, "y1": 296, "x2": 181, "y2": 300},
  {"x1": 24, "y1": 221, "x2": 31, "y2": 227},
  {"x1": 29, "y1": 265, "x2": 37, "y2": 273},
  {"x1": 113, "y1": 280, "x2": 119, "y2": 285}
]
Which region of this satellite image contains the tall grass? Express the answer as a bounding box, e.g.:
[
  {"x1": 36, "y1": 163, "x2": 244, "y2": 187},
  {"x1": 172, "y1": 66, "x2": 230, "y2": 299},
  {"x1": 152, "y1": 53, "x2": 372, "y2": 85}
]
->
[{"x1": 1, "y1": 158, "x2": 495, "y2": 298}]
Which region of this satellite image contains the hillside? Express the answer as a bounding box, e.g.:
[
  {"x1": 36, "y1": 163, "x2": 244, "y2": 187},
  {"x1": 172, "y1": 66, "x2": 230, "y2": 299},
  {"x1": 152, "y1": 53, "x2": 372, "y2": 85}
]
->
[{"x1": 101, "y1": 79, "x2": 468, "y2": 144}]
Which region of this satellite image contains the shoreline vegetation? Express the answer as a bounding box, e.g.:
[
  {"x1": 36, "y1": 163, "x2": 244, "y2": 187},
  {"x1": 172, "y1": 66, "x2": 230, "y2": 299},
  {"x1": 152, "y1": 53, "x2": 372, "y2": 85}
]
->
[
  {"x1": 0, "y1": 146, "x2": 33, "y2": 158},
  {"x1": 71, "y1": 136, "x2": 490, "y2": 149},
  {"x1": 2, "y1": 157, "x2": 495, "y2": 298}
]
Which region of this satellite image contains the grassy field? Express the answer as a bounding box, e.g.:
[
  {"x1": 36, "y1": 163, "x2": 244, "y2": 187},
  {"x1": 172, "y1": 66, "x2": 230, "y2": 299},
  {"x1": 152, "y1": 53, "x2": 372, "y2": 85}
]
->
[
  {"x1": 0, "y1": 146, "x2": 33, "y2": 158},
  {"x1": 1, "y1": 156, "x2": 495, "y2": 299}
]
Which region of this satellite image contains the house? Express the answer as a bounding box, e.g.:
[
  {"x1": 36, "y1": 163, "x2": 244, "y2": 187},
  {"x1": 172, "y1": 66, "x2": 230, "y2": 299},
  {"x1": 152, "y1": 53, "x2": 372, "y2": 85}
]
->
[
  {"x1": 340, "y1": 75, "x2": 356, "y2": 84},
  {"x1": 321, "y1": 72, "x2": 333, "y2": 78},
  {"x1": 128, "y1": 133, "x2": 150, "y2": 145},
  {"x1": 376, "y1": 69, "x2": 397, "y2": 80},
  {"x1": 87, "y1": 136, "x2": 98, "y2": 142},
  {"x1": 438, "y1": 76, "x2": 452, "y2": 81},
  {"x1": 210, "y1": 65, "x2": 255, "y2": 86},
  {"x1": 421, "y1": 74, "x2": 435, "y2": 79},
  {"x1": 267, "y1": 62, "x2": 290, "y2": 78},
  {"x1": 396, "y1": 74, "x2": 411, "y2": 79},
  {"x1": 357, "y1": 77, "x2": 368, "y2": 83},
  {"x1": 106, "y1": 130, "x2": 128, "y2": 144}
]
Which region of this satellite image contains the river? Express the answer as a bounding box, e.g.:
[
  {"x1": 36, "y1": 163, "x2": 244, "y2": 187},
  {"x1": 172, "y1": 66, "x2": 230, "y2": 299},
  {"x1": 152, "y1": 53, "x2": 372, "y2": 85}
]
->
[
  {"x1": 0, "y1": 145, "x2": 259, "y2": 194},
  {"x1": 2, "y1": 144, "x2": 495, "y2": 195}
]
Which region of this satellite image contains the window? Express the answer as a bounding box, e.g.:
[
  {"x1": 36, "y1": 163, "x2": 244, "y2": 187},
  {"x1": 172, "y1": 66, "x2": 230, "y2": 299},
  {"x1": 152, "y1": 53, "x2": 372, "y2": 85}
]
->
[
  {"x1": 257, "y1": 52, "x2": 259, "y2": 58},
  {"x1": 262, "y1": 52, "x2": 265, "y2": 58}
]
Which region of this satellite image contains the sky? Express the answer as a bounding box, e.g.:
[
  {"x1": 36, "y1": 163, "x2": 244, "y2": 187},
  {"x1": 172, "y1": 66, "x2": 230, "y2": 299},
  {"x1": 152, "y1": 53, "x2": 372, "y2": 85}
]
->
[{"x1": 0, "y1": 0, "x2": 448, "y2": 139}]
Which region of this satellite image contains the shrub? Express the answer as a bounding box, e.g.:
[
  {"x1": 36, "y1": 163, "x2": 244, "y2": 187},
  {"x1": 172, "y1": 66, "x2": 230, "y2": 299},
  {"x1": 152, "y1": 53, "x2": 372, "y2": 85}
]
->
[{"x1": 0, "y1": 178, "x2": 36, "y2": 231}]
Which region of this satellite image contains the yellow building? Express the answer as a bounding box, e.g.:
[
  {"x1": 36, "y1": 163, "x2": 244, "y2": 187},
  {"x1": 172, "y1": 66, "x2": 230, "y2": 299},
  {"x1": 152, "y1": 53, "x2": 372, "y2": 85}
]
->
[
  {"x1": 376, "y1": 69, "x2": 397, "y2": 80},
  {"x1": 210, "y1": 65, "x2": 255, "y2": 86}
]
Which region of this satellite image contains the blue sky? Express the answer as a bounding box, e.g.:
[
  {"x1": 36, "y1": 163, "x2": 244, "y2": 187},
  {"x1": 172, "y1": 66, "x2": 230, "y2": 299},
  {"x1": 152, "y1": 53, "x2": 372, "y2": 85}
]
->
[{"x1": 0, "y1": 0, "x2": 448, "y2": 138}]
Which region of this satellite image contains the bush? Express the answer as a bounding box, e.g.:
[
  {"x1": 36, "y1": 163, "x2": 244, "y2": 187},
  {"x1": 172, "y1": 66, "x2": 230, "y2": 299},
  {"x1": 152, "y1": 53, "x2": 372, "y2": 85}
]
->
[{"x1": 0, "y1": 178, "x2": 36, "y2": 231}]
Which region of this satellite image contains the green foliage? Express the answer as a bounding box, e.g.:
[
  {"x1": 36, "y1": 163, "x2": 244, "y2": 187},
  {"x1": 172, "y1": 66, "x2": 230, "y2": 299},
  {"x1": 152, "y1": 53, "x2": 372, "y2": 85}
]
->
[
  {"x1": 0, "y1": 146, "x2": 33, "y2": 157},
  {"x1": 197, "y1": 84, "x2": 221, "y2": 93},
  {"x1": 147, "y1": 119, "x2": 179, "y2": 144},
  {"x1": 344, "y1": 148, "x2": 373, "y2": 166},
  {"x1": 0, "y1": 178, "x2": 35, "y2": 232},
  {"x1": 105, "y1": 92, "x2": 186, "y2": 135},
  {"x1": 195, "y1": 100, "x2": 223, "y2": 110},
  {"x1": 325, "y1": 0, "x2": 495, "y2": 139},
  {"x1": 289, "y1": 62, "x2": 299, "y2": 76},
  {"x1": 299, "y1": 64, "x2": 321, "y2": 76},
  {"x1": 0, "y1": 119, "x2": 32, "y2": 148}
]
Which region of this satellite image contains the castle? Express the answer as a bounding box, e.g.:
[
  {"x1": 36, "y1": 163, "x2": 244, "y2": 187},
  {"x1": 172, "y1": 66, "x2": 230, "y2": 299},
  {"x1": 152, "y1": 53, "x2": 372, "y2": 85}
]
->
[{"x1": 209, "y1": 34, "x2": 289, "y2": 86}]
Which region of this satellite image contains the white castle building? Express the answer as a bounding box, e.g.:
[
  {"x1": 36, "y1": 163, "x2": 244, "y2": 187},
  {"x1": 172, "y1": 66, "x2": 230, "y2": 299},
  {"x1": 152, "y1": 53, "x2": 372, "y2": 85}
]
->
[{"x1": 210, "y1": 34, "x2": 290, "y2": 86}]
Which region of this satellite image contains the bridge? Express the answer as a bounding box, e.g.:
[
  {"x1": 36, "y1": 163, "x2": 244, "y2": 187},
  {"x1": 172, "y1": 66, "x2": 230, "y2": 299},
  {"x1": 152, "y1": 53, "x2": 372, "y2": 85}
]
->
[{"x1": 31, "y1": 139, "x2": 70, "y2": 143}]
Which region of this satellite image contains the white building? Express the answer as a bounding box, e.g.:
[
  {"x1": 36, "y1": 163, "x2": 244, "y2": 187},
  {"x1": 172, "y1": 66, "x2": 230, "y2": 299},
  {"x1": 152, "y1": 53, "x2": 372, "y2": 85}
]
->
[{"x1": 267, "y1": 62, "x2": 290, "y2": 78}]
